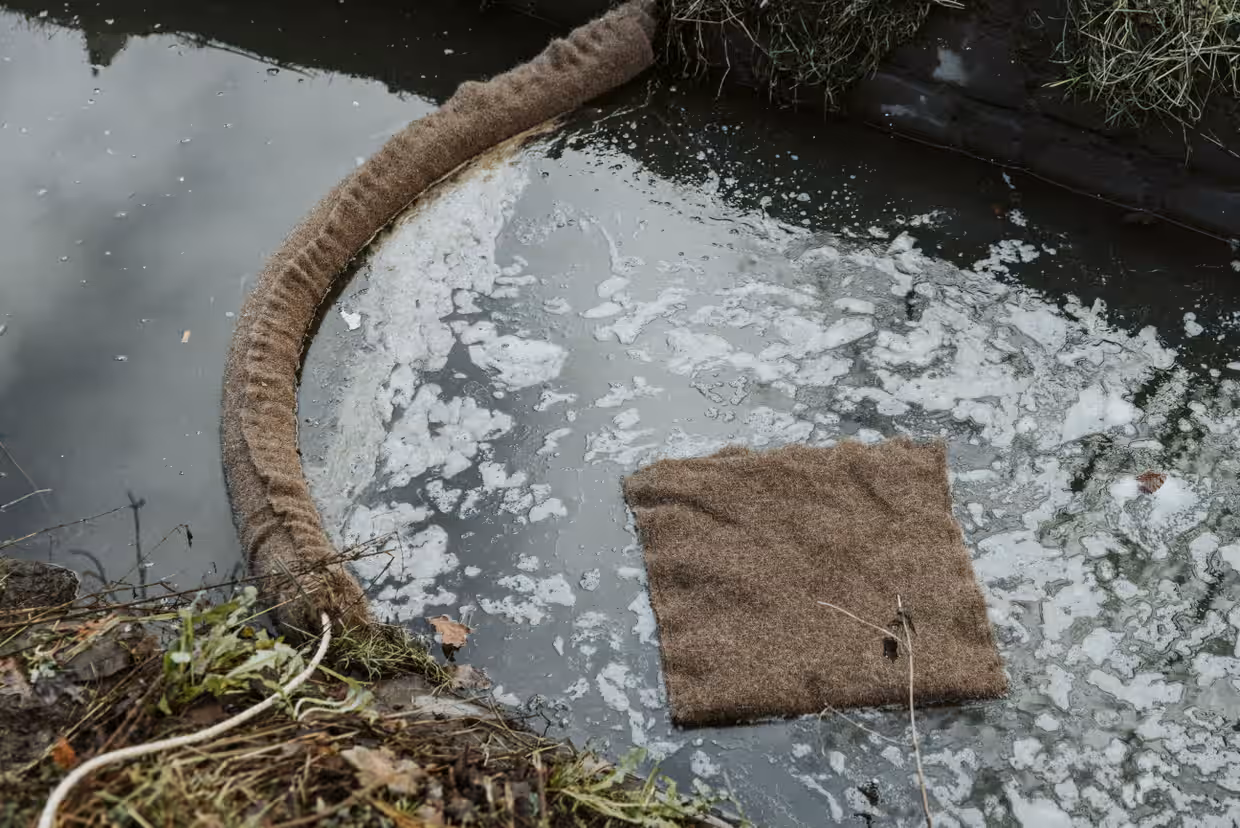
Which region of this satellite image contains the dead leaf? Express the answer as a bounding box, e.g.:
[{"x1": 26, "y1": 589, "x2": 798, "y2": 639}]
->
[
  {"x1": 449, "y1": 664, "x2": 492, "y2": 691},
  {"x1": 341, "y1": 745, "x2": 425, "y2": 795},
  {"x1": 0, "y1": 658, "x2": 31, "y2": 699},
  {"x1": 428, "y1": 615, "x2": 472, "y2": 660},
  {"x1": 415, "y1": 804, "x2": 444, "y2": 826},
  {"x1": 51, "y1": 736, "x2": 77, "y2": 770},
  {"x1": 184, "y1": 700, "x2": 227, "y2": 727},
  {"x1": 73, "y1": 614, "x2": 118, "y2": 642},
  {"x1": 1137, "y1": 471, "x2": 1167, "y2": 494}
]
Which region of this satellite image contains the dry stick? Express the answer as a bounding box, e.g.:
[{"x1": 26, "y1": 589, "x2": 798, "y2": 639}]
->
[
  {"x1": 816, "y1": 598, "x2": 933, "y2": 827},
  {"x1": 0, "y1": 504, "x2": 128, "y2": 552},
  {"x1": 817, "y1": 703, "x2": 899, "y2": 746},
  {"x1": 37, "y1": 612, "x2": 333, "y2": 828},
  {"x1": 898, "y1": 594, "x2": 932, "y2": 828},
  {"x1": 1, "y1": 488, "x2": 52, "y2": 512},
  {"x1": 0, "y1": 542, "x2": 394, "y2": 631}
]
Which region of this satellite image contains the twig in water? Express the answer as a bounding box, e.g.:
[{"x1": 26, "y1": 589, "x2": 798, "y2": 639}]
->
[
  {"x1": 126, "y1": 491, "x2": 147, "y2": 601},
  {"x1": 0, "y1": 504, "x2": 128, "y2": 552},
  {"x1": 817, "y1": 703, "x2": 899, "y2": 745},
  {"x1": 1, "y1": 488, "x2": 52, "y2": 512},
  {"x1": 817, "y1": 597, "x2": 933, "y2": 827},
  {"x1": 37, "y1": 612, "x2": 333, "y2": 828},
  {"x1": 898, "y1": 594, "x2": 932, "y2": 828}
]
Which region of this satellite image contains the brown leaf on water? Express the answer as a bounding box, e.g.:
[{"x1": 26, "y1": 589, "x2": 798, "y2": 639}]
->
[
  {"x1": 341, "y1": 745, "x2": 425, "y2": 795},
  {"x1": 1137, "y1": 471, "x2": 1167, "y2": 494},
  {"x1": 449, "y1": 664, "x2": 492, "y2": 691},
  {"x1": 51, "y1": 736, "x2": 77, "y2": 770},
  {"x1": 428, "y1": 615, "x2": 472, "y2": 660}
]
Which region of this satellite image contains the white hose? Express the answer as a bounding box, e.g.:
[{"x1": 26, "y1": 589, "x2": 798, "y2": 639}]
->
[{"x1": 38, "y1": 612, "x2": 332, "y2": 828}]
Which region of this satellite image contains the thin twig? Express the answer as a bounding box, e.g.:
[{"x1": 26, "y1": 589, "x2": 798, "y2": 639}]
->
[
  {"x1": 817, "y1": 596, "x2": 933, "y2": 826},
  {"x1": 898, "y1": 595, "x2": 932, "y2": 828},
  {"x1": 815, "y1": 600, "x2": 900, "y2": 642},
  {"x1": 0, "y1": 540, "x2": 395, "y2": 631},
  {"x1": 817, "y1": 703, "x2": 899, "y2": 745},
  {"x1": 0, "y1": 439, "x2": 46, "y2": 504},
  {"x1": 0, "y1": 504, "x2": 129, "y2": 552},
  {"x1": 127, "y1": 491, "x2": 147, "y2": 602},
  {"x1": 1, "y1": 488, "x2": 52, "y2": 512}
]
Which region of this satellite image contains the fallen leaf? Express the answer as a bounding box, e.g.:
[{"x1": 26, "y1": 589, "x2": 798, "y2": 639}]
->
[
  {"x1": 73, "y1": 614, "x2": 118, "y2": 642},
  {"x1": 51, "y1": 737, "x2": 77, "y2": 770},
  {"x1": 415, "y1": 804, "x2": 444, "y2": 826},
  {"x1": 0, "y1": 658, "x2": 31, "y2": 699},
  {"x1": 341, "y1": 745, "x2": 425, "y2": 795},
  {"x1": 449, "y1": 664, "x2": 492, "y2": 691},
  {"x1": 1137, "y1": 471, "x2": 1167, "y2": 494},
  {"x1": 181, "y1": 330, "x2": 191, "y2": 343},
  {"x1": 428, "y1": 615, "x2": 472, "y2": 660}
]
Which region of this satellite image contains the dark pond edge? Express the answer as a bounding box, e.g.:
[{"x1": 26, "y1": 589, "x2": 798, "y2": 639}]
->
[
  {"x1": 525, "y1": 0, "x2": 1240, "y2": 243},
  {"x1": 4, "y1": 0, "x2": 1237, "y2": 242}
]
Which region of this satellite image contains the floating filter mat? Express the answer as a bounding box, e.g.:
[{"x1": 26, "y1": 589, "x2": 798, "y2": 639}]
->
[{"x1": 623, "y1": 439, "x2": 1007, "y2": 725}]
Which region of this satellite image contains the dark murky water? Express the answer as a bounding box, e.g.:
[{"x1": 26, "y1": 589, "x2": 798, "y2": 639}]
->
[
  {"x1": 0, "y1": 1, "x2": 563, "y2": 588},
  {"x1": 4, "y1": 3, "x2": 1240, "y2": 825},
  {"x1": 3, "y1": 0, "x2": 1233, "y2": 600}
]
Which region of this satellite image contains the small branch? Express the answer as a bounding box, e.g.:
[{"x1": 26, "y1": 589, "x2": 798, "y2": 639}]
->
[{"x1": 0, "y1": 505, "x2": 129, "y2": 552}]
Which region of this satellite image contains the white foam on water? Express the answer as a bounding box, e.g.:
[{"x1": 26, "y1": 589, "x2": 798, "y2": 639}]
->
[
  {"x1": 342, "y1": 503, "x2": 456, "y2": 620},
  {"x1": 306, "y1": 134, "x2": 1240, "y2": 826}
]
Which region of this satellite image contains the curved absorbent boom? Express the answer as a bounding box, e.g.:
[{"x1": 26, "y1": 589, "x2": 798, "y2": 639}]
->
[{"x1": 221, "y1": 2, "x2": 656, "y2": 632}]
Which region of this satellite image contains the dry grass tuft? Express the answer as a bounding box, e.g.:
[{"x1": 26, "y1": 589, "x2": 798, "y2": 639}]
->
[
  {"x1": 661, "y1": 0, "x2": 946, "y2": 109},
  {"x1": 1053, "y1": 0, "x2": 1240, "y2": 125}
]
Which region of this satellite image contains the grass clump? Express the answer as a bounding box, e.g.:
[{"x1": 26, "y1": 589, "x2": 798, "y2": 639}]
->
[
  {"x1": 1053, "y1": 0, "x2": 1240, "y2": 125},
  {"x1": 661, "y1": 0, "x2": 947, "y2": 108},
  {"x1": 325, "y1": 620, "x2": 453, "y2": 684}
]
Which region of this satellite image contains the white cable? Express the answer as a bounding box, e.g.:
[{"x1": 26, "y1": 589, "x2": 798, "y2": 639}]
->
[{"x1": 38, "y1": 612, "x2": 333, "y2": 828}]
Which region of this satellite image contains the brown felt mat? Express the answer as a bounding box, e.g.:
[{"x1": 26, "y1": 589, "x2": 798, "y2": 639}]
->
[
  {"x1": 623, "y1": 439, "x2": 1007, "y2": 726},
  {"x1": 220, "y1": 2, "x2": 655, "y2": 631}
]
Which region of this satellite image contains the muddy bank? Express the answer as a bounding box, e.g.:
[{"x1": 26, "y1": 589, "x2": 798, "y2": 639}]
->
[{"x1": 1, "y1": 556, "x2": 731, "y2": 827}]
